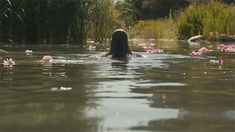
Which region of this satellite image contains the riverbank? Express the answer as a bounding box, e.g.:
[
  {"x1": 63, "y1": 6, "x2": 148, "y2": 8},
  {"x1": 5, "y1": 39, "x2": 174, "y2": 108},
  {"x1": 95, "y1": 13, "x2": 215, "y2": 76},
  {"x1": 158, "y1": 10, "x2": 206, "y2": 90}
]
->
[{"x1": 128, "y1": 1, "x2": 235, "y2": 42}]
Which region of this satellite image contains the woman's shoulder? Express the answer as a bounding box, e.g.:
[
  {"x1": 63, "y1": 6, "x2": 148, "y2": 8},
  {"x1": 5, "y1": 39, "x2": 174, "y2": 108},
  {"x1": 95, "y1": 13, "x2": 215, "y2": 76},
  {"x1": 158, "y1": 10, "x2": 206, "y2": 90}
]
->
[
  {"x1": 131, "y1": 51, "x2": 142, "y2": 57},
  {"x1": 101, "y1": 51, "x2": 142, "y2": 58}
]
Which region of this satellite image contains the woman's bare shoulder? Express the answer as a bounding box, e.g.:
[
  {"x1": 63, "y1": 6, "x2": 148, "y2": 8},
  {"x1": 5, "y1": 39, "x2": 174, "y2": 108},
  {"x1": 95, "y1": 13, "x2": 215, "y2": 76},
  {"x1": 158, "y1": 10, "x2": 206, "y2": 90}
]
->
[{"x1": 131, "y1": 51, "x2": 142, "y2": 57}]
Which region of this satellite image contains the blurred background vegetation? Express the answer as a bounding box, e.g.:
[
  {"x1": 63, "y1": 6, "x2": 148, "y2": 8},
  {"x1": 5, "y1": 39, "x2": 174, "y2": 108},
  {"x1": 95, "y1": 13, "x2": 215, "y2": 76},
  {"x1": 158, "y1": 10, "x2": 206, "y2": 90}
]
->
[{"x1": 0, "y1": 0, "x2": 234, "y2": 45}]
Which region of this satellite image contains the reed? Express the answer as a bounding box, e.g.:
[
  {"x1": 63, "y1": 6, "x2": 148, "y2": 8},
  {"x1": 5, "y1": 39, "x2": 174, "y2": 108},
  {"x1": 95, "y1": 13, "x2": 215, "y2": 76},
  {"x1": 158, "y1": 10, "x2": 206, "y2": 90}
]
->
[
  {"x1": 0, "y1": 0, "x2": 126, "y2": 44},
  {"x1": 87, "y1": 0, "x2": 124, "y2": 43}
]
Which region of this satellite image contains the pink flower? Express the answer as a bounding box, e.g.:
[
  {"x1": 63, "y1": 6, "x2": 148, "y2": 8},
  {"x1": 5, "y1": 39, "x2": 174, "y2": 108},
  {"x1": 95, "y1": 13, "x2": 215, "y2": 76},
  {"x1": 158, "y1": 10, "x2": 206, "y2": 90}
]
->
[
  {"x1": 190, "y1": 47, "x2": 209, "y2": 56},
  {"x1": 217, "y1": 44, "x2": 235, "y2": 52},
  {"x1": 3, "y1": 58, "x2": 15, "y2": 66},
  {"x1": 25, "y1": 50, "x2": 33, "y2": 55},
  {"x1": 198, "y1": 47, "x2": 209, "y2": 53},
  {"x1": 209, "y1": 58, "x2": 224, "y2": 65},
  {"x1": 42, "y1": 55, "x2": 53, "y2": 63},
  {"x1": 190, "y1": 51, "x2": 202, "y2": 56},
  {"x1": 217, "y1": 44, "x2": 226, "y2": 50}
]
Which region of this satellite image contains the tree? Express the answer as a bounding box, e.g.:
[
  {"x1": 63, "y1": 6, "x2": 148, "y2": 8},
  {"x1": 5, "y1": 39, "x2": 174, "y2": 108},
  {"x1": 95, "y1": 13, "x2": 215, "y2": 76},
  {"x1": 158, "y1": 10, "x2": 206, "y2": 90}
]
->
[{"x1": 131, "y1": 0, "x2": 190, "y2": 20}]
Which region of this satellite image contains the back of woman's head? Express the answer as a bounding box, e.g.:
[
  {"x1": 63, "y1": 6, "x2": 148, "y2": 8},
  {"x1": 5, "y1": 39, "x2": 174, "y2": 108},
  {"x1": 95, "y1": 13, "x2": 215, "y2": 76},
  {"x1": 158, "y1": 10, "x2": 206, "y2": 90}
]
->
[{"x1": 110, "y1": 29, "x2": 131, "y2": 59}]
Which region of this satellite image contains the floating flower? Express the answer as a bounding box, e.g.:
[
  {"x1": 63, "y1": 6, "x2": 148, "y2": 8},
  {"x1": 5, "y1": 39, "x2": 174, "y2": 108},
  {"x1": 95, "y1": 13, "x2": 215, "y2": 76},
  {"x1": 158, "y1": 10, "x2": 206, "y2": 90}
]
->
[
  {"x1": 50, "y1": 86, "x2": 72, "y2": 92},
  {"x1": 190, "y1": 51, "x2": 202, "y2": 56},
  {"x1": 217, "y1": 44, "x2": 235, "y2": 52},
  {"x1": 198, "y1": 47, "x2": 209, "y2": 53},
  {"x1": 3, "y1": 58, "x2": 15, "y2": 66},
  {"x1": 25, "y1": 49, "x2": 33, "y2": 55},
  {"x1": 217, "y1": 44, "x2": 226, "y2": 50},
  {"x1": 42, "y1": 55, "x2": 53, "y2": 63},
  {"x1": 209, "y1": 58, "x2": 224, "y2": 65},
  {"x1": 190, "y1": 47, "x2": 209, "y2": 56},
  {"x1": 224, "y1": 47, "x2": 235, "y2": 53}
]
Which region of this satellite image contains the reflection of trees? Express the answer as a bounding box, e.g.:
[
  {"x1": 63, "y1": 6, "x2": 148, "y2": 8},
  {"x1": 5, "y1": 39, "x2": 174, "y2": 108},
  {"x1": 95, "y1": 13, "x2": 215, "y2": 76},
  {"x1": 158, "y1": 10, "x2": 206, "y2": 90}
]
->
[
  {"x1": 130, "y1": 92, "x2": 235, "y2": 131},
  {"x1": 0, "y1": 102, "x2": 100, "y2": 131},
  {"x1": 129, "y1": 52, "x2": 235, "y2": 131},
  {"x1": 0, "y1": 62, "x2": 101, "y2": 131},
  {"x1": 111, "y1": 61, "x2": 128, "y2": 72}
]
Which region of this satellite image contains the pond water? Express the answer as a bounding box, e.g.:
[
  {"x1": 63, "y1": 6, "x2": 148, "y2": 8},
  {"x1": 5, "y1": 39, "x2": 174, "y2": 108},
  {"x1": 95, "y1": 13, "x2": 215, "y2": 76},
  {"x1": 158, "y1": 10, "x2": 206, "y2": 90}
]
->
[{"x1": 0, "y1": 40, "x2": 235, "y2": 132}]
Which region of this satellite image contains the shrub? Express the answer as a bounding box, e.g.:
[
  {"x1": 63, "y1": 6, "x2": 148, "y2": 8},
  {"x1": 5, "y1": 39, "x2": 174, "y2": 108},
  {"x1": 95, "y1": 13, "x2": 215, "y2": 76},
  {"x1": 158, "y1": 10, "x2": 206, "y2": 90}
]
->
[{"x1": 177, "y1": 1, "x2": 234, "y2": 40}]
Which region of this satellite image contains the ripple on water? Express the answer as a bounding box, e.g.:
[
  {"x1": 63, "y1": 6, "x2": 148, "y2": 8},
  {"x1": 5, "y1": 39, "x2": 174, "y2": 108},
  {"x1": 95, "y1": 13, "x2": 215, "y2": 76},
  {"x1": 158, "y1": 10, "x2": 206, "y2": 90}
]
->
[{"x1": 132, "y1": 82, "x2": 188, "y2": 87}]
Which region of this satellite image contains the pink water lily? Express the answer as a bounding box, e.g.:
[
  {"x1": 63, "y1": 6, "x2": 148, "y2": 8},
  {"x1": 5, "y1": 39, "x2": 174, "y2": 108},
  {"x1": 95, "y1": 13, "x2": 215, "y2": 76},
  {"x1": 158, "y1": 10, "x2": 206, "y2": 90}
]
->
[
  {"x1": 190, "y1": 51, "x2": 202, "y2": 56},
  {"x1": 198, "y1": 47, "x2": 209, "y2": 53},
  {"x1": 25, "y1": 49, "x2": 33, "y2": 55},
  {"x1": 209, "y1": 58, "x2": 224, "y2": 65},
  {"x1": 42, "y1": 55, "x2": 53, "y2": 63},
  {"x1": 3, "y1": 58, "x2": 15, "y2": 66},
  {"x1": 190, "y1": 47, "x2": 209, "y2": 56},
  {"x1": 217, "y1": 44, "x2": 235, "y2": 52}
]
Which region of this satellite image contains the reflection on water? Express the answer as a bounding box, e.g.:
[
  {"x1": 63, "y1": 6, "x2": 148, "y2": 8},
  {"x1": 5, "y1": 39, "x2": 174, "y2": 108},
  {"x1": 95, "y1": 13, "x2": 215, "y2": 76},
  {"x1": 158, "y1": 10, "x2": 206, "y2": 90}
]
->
[
  {"x1": 88, "y1": 98, "x2": 179, "y2": 131},
  {"x1": 0, "y1": 41, "x2": 235, "y2": 131}
]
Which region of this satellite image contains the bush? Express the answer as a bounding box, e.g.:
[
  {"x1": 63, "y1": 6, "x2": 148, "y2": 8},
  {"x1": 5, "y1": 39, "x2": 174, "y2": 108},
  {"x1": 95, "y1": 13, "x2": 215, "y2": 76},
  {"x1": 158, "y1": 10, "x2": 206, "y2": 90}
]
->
[{"x1": 177, "y1": 1, "x2": 234, "y2": 40}]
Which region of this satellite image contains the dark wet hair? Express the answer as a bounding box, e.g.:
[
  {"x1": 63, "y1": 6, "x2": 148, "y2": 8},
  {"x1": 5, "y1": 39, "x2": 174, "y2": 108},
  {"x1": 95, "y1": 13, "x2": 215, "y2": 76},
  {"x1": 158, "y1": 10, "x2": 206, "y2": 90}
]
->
[{"x1": 109, "y1": 29, "x2": 132, "y2": 59}]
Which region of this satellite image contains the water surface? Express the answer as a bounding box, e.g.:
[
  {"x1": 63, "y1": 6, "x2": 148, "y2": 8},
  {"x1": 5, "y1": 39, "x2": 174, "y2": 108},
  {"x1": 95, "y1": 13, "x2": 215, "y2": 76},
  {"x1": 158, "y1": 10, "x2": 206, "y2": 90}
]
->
[{"x1": 0, "y1": 41, "x2": 235, "y2": 131}]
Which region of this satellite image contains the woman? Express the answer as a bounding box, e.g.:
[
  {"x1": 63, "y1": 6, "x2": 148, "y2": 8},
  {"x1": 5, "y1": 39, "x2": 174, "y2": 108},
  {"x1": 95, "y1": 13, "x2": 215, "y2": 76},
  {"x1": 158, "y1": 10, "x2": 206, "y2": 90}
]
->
[{"x1": 103, "y1": 29, "x2": 141, "y2": 60}]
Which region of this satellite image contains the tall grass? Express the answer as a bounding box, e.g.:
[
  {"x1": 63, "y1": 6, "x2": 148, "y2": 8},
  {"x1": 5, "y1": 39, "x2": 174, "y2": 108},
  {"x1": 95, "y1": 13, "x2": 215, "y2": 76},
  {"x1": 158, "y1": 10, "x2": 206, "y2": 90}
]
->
[
  {"x1": 128, "y1": 18, "x2": 177, "y2": 40},
  {"x1": 231, "y1": 6, "x2": 235, "y2": 34},
  {"x1": 87, "y1": 0, "x2": 124, "y2": 42},
  {"x1": 177, "y1": 1, "x2": 234, "y2": 40},
  {"x1": 176, "y1": 3, "x2": 204, "y2": 39},
  {"x1": 0, "y1": 0, "x2": 127, "y2": 44}
]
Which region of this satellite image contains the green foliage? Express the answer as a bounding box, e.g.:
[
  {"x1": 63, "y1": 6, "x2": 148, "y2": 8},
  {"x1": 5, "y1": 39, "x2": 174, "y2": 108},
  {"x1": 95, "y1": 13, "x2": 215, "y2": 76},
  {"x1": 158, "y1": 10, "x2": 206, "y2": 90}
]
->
[
  {"x1": 176, "y1": 3, "x2": 204, "y2": 39},
  {"x1": 87, "y1": 0, "x2": 123, "y2": 42},
  {"x1": 231, "y1": 6, "x2": 235, "y2": 34},
  {"x1": 0, "y1": 0, "x2": 125, "y2": 44},
  {"x1": 115, "y1": 0, "x2": 136, "y2": 27},
  {"x1": 130, "y1": 0, "x2": 189, "y2": 20},
  {"x1": 128, "y1": 1, "x2": 235, "y2": 40},
  {"x1": 128, "y1": 18, "x2": 177, "y2": 40},
  {"x1": 177, "y1": 1, "x2": 234, "y2": 39},
  {"x1": 1, "y1": 0, "x2": 234, "y2": 44}
]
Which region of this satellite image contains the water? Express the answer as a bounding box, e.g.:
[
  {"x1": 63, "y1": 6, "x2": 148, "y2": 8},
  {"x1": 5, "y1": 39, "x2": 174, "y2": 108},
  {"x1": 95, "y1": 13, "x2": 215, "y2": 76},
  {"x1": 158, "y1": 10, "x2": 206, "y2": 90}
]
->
[{"x1": 0, "y1": 41, "x2": 235, "y2": 132}]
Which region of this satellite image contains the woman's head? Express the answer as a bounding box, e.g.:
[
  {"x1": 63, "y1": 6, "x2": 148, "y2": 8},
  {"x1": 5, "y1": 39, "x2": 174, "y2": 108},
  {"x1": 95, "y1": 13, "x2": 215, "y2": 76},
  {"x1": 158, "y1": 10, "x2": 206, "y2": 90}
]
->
[{"x1": 110, "y1": 29, "x2": 132, "y2": 59}]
